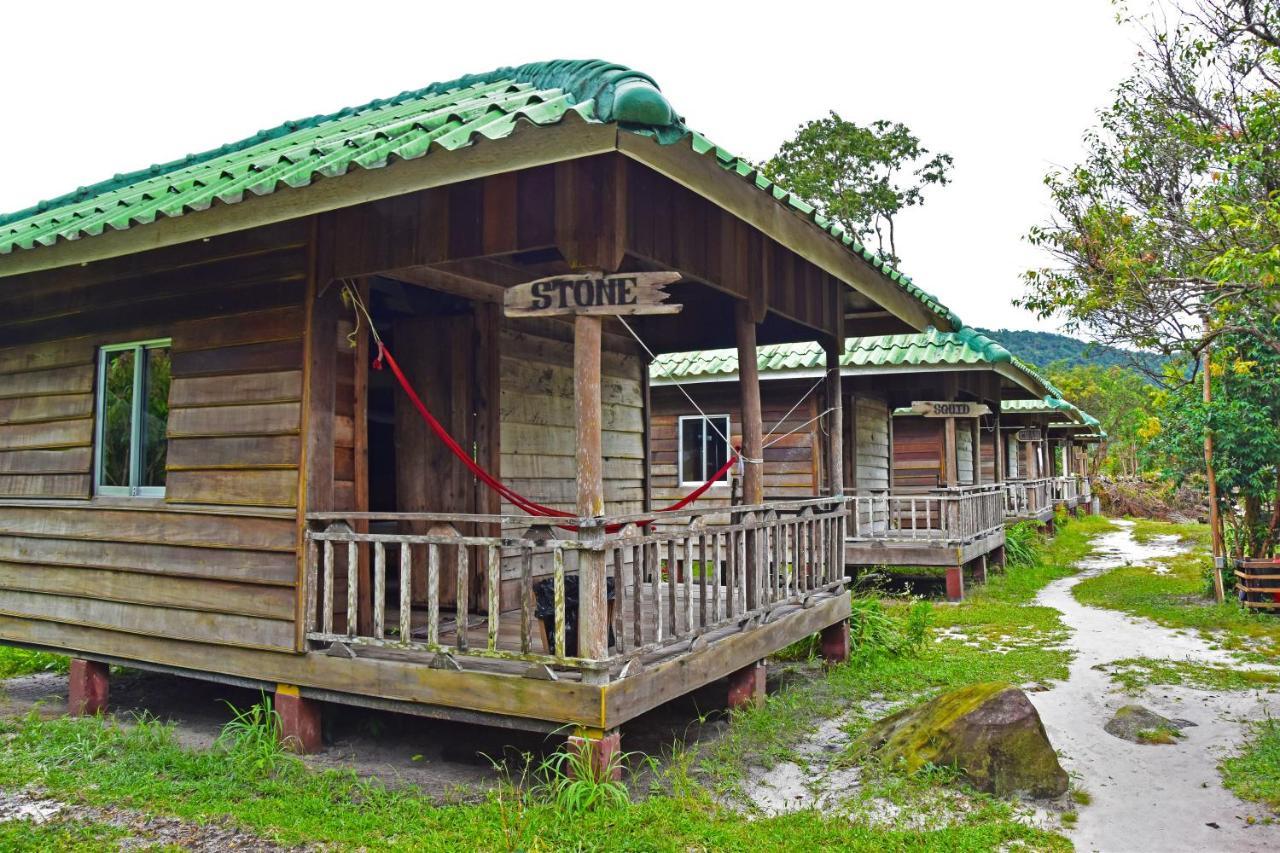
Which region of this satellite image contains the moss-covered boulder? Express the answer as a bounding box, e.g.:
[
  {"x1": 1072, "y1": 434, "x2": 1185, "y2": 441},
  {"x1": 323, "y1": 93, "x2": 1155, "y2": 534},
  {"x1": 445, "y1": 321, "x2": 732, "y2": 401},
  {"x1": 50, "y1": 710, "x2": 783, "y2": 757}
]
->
[
  {"x1": 1104, "y1": 704, "x2": 1195, "y2": 744},
  {"x1": 858, "y1": 682, "x2": 1068, "y2": 798}
]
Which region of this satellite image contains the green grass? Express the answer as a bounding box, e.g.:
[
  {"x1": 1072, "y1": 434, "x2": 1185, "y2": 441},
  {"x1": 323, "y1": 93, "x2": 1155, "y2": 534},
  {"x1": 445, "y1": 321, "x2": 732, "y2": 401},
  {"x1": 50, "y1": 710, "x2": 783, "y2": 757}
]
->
[
  {"x1": 0, "y1": 711, "x2": 1067, "y2": 851},
  {"x1": 1072, "y1": 522, "x2": 1280, "y2": 660},
  {"x1": 1127, "y1": 518, "x2": 1211, "y2": 548},
  {"x1": 0, "y1": 645, "x2": 68, "y2": 679},
  {"x1": 1222, "y1": 718, "x2": 1280, "y2": 813},
  {"x1": 1104, "y1": 657, "x2": 1280, "y2": 694},
  {"x1": 702, "y1": 515, "x2": 1116, "y2": 789},
  {"x1": 0, "y1": 816, "x2": 131, "y2": 850}
]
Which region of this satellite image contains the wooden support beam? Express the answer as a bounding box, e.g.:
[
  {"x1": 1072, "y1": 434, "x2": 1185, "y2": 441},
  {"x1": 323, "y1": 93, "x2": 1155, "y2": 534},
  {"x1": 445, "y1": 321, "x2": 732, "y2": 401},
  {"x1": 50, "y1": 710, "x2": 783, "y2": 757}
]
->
[
  {"x1": 735, "y1": 303, "x2": 764, "y2": 610},
  {"x1": 824, "y1": 341, "x2": 844, "y2": 497},
  {"x1": 574, "y1": 314, "x2": 608, "y2": 662},
  {"x1": 943, "y1": 417, "x2": 958, "y2": 488},
  {"x1": 994, "y1": 413, "x2": 1005, "y2": 483},
  {"x1": 970, "y1": 418, "x2": 982, "y2": 486}
]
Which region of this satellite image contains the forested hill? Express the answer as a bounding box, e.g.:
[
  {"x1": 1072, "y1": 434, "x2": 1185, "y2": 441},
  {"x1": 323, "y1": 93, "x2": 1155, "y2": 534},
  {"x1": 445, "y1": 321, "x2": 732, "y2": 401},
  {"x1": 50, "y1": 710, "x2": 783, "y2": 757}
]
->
[{"x1": 973, "y1": 327, "x2": 1165, "y2": 373}]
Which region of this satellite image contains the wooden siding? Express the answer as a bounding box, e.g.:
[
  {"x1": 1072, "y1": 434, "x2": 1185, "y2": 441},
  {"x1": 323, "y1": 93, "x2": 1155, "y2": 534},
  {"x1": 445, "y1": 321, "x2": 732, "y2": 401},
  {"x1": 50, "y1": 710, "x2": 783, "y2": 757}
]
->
[
  {"x1": 650, "y1": 381, "x2": 823, "y2": 508},
  {"x1": 500, "y1": 317, "x2": 645, "y2": 515},
  {"x1": 852, "y1": 395, "x2": 890, "y2": 491},
  {"x1": 956, "y1": 421, "x2": 974, "y2": 485},
  {"x1": 0, "y1": 221, "x2": 309, "y2": 654},
  {"x1": 892, "y1": 417, "x2": 943, "y2": 492},
  {"x1": 980, "y1": 429, "x2": 997, "y2": 483}
]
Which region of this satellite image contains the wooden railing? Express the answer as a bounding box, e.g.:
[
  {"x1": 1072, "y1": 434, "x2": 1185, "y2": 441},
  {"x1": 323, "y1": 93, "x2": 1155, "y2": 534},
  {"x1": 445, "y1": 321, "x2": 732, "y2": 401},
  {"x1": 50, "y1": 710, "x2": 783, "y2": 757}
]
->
[
  {"x1": 303, "y1": 497, "x2": 848, "y2": 673},
  {"x1": 847, "y1": 485, "x2": 1004, "y2": 545},
  {"x1": 1003, "y1": 478, "x2": 1052, "y2": 519},
  {"x1": 1051, "y1": 476, "x2": 1080, "y2": 504}
]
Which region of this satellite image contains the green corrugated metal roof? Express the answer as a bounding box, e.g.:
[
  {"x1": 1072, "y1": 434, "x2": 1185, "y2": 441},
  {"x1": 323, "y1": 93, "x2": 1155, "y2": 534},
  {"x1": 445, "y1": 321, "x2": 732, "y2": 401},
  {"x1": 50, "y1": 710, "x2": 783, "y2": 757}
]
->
[
  {"x1": 651, "y1": 326, "x2": 1009, "y2": 381},
  {"x1": 0, "y1": 59, "x2": 961, "y2": 328},
  {"x1": 1003, "y1": 396, "x2": 1097, "y2": 427}
]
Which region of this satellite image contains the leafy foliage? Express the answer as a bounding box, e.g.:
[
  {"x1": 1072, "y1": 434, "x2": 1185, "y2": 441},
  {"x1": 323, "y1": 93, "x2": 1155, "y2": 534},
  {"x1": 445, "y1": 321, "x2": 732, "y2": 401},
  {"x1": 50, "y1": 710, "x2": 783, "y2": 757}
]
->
[{"x1": 762, "y1": 114, "x2": 952, "y2": 265}]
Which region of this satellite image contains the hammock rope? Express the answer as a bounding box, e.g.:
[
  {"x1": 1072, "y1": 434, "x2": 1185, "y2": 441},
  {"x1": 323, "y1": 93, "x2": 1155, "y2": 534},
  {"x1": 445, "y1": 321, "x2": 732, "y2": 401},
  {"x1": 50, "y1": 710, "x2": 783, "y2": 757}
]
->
[{"x1": 343, "y1": 283, "x2": 736, "y2": 532}]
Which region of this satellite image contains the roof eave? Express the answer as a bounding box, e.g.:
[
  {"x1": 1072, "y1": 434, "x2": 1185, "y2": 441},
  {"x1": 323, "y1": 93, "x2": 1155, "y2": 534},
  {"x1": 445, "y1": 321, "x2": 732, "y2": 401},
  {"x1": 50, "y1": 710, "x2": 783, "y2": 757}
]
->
[
  {"x1": 617, "y1": 132, "x2": 956, "y2": 336},
  {"x1": 0, "y1": 113, "x2": 619, "y2": 280}
]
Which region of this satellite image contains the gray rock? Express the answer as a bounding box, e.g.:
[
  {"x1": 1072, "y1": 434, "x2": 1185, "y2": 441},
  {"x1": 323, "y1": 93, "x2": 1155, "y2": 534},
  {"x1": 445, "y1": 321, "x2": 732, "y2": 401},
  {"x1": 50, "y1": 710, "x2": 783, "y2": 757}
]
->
[{"x1": 1104, "y1": 704, "x2": 1195, "y2": 744}]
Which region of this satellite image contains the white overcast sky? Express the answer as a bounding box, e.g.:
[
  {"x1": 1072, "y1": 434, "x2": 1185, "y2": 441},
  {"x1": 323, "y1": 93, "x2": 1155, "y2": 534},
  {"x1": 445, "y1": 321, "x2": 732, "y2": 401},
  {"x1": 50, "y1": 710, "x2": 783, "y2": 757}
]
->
[{"x1": 1, "y1": 1, "x2": 1145, "y2": 334}]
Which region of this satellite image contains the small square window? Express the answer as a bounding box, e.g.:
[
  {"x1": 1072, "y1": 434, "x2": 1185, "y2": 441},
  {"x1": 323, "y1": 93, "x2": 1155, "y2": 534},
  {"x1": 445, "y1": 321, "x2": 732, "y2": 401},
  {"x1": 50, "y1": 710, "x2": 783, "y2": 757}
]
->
[
  {"x1": 96, "y1": 340, "x2": 171, "y2": 497},
  {"x1": 678, "y1": 415, "x2": 731, "y2": 486}
]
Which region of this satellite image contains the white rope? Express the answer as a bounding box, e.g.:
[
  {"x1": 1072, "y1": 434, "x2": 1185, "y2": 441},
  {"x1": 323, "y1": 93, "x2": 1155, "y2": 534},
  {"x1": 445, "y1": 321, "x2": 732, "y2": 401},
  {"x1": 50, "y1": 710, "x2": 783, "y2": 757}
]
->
[
  {"x1": 764, "y1": 368, "x2": 834, "y2": 439},
  {"x1": 617, "y1": 317, "x2": 763, "y2": 464},
  {"x1": 764, "y1": 407, "x2": 836, "y2": 450}
]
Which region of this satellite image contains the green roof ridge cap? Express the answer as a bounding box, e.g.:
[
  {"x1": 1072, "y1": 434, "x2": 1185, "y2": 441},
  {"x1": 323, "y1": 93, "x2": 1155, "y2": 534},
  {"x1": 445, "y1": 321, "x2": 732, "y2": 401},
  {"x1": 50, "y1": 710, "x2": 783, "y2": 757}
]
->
[{"x1": 0, "y1": 59, "x2": 679, "y2": 229}]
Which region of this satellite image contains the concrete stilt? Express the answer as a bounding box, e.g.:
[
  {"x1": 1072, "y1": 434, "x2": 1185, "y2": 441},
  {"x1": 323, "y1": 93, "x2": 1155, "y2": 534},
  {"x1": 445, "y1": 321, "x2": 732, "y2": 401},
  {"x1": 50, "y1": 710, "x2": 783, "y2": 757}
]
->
[
  {"x1": 819, "y1": 619, "x2": 850, "y2": 664},
  {"x1": 567, "y1": 727, "x2": 623, "y2": 781},
  {"x1": 945, "y1": 564, "x2": 965, "y2": 602},
  {"x1": 991, "y1": 544, "x2": 1007, "y2": 570},
  {"x1": 727, "y1": 660, "x2": 766, "y2": 709},
  {"x1": 68, "y1": 658, "x2": 109, "y2": 716},
  {"x1": 973, "y1": 554, "x2": 988, "y2": 586},
  {"x1": 275, "y1": 684, "x2": 322, "y2": 753}
]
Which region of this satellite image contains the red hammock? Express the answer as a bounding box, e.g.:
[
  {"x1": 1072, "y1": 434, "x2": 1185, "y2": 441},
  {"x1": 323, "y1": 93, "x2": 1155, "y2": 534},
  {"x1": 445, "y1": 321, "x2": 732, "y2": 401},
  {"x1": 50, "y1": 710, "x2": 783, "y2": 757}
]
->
[{"x1": 373, "y1": 341, "x2": 736, "y2": 531}]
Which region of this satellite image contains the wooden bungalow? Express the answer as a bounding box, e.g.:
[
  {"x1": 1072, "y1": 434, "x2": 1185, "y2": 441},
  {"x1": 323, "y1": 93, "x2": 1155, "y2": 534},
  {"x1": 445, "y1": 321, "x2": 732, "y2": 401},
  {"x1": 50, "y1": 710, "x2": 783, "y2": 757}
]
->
[
  {"x1": 0, "y1": 60, "x2": 970, "y2": 765},
  {"x1": 1000, "y1": 398, "x2": 1101, "y2": 519},
  {"x1": 650, "y1": 326, "x2": 1065, "y2": 600}
]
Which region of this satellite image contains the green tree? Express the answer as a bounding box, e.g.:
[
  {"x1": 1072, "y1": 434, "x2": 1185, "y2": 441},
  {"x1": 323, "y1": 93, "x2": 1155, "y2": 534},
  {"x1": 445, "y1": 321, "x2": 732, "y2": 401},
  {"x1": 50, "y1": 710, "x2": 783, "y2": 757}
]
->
[
  {"x1": 1148, "y1": 331, "x2": 1280, "y2": 556},
  {"x1": 762, "y1": 114, "x2": 953, "y2": 266},
  {"x1": 1021, "y1": 0, "x2": 1280, "y2": 363},
  {"x1": 1047, "y1": 363, "x2": 1155, "y2": 476}
]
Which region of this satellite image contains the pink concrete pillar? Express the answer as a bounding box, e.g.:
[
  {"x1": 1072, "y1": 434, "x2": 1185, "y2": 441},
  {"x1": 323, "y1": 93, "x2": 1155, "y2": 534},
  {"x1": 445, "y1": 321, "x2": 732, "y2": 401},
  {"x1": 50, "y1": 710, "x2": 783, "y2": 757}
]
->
[
  {"x1": 68, "y1": 658, "x2": 109, "y2": 716},
  {"x1": 275, "y1": 684, "x2": 322, "y2": 753},
  {"x1": 727, "y1": 660, "x2": 766, "y2": 709},
  {"x1": 973, "y1": 555, "x2": 988, "y2": 586},
  {"x1": 945, "y1": 564, "x2": 965, "y2": 602},
  {"x1": 819, "y1": 619, "x2": 850, "y2": 664},
  {"x1": 567, "y1": 728, "x2": 623, "y2": 781}
]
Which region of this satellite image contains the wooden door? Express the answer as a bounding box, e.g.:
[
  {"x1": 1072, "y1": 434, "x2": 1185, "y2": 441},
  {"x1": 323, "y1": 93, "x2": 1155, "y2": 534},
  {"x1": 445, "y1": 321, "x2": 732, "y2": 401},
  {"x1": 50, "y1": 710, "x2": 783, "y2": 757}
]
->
[{"x1": 391, "y1": 305, "x2": 497, "y2": 611}]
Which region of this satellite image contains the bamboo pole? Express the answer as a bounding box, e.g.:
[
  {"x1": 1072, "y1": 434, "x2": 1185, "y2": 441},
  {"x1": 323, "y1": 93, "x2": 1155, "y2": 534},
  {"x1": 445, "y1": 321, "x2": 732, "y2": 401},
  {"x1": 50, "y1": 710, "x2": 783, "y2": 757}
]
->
[{"x1": 1203, "y1": 332, "x2": 1226, "y2": 603}]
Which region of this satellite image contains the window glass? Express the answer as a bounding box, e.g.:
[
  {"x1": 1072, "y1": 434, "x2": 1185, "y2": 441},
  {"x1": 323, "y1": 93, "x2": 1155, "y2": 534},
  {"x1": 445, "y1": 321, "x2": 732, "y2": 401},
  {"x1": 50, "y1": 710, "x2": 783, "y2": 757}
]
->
[
  {"x1": 141, "y1": 346, "x2": 171, "y2": 488},
  {"x1": 679, "y1": 415, "x2": 730, "y2": 484},
  {"x1": 97, "y1": 341, "x2": 170, "y2": 495},
  {"x1": 100, "y1": 348, "x2": 135, "y2": 487}
]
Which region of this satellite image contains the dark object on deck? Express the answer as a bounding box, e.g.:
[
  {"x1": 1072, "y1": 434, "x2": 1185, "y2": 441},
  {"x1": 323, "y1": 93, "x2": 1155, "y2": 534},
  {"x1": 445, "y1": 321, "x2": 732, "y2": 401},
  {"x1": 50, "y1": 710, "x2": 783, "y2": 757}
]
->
[
  {"x1": 533, "y1": 576, "x2": 616, "y2": 657},
  {"x1": 1236, "y1": 559, "x2": 1280, "y2": 613},
  {"x1": 858, "y1": 682, "x2": 1068, "y2": 799}
]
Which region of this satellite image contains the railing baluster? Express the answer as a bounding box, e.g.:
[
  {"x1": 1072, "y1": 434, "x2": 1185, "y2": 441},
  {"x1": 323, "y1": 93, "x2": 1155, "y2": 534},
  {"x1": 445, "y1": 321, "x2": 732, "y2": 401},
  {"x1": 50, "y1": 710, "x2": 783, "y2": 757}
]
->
[
  {"x1": 400, "y1": 543, "x2": 412, "y2": 643},
  {"x1": 553, "y1": 547, "x2": 566, "y2": 658},
  {"x1": 346, "y1": 541, "x2": 358, "y2": 639},
  {"x1": 486, "y1": 544, "x2": 500, "y2": 652},
  {"x1": 373, "y1": 542, "x2": 386, "y2": 640},
  {"x1": 520, "y1": 548, "x2": 533, "y2": 654},
  {"x1": 427, "y1": 543, "x2": 440, "y2": 647},
  {"x1": 612, "y1": 545, "x2": 626, "y2": 654},
  {"x1": 712, "y1": 532, "x2": 723, "y2": 622},
  {"x1": 305, "y1": 536, "x2": 319, "y2": 634},
  {"x1": 683, "y1": 535, "x2": 693, "y2": 636},
  {"x1": 632, "y1": 541, "x2": 644, "y2": 646},
  {"x1": 667, "y1": 539, "x2": 678, "y2": 637},
  {"x1": 455, "y1": 542, "x2": 469, "y2": 652},
  {"x1": 321, "y1": 539, "x2": 335, "y2": 636},
  {"x1": 649, "y1": 541, "x2": 662, "y2": 642},
  {"x1": 699, "y1": 533, "x2": 709, "y2": 627}
]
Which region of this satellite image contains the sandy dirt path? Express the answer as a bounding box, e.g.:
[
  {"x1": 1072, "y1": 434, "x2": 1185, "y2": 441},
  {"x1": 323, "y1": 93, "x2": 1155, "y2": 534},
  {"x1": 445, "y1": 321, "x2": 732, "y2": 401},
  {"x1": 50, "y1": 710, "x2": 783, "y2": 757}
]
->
[{"x1": 1030, "y1": 520, "x2": 1280, "y2": 852}]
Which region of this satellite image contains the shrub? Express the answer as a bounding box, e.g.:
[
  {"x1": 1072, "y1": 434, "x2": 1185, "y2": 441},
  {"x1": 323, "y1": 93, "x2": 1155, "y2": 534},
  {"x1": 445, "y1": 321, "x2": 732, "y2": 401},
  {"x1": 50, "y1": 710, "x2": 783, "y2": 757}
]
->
[{"x1": 1004, "y1": 521, "x2": 1045, "y2": 569}]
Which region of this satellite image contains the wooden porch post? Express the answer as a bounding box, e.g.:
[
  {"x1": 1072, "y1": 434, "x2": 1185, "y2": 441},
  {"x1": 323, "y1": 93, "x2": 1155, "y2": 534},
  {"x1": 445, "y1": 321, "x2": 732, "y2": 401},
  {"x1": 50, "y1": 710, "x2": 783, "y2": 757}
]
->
[
  {"x1": 736, "y1": 303, "x2": 764, "y2": 609},
  {"x1": 943, "y1": 417, "x2": 958, "y2": 487},
  {"x1": 824, "y1": 341, "x2": 844, "y2": 497},
  {"x1": 575, "y1": 314, "x2": 608, "y2": 662},
  {"x1": 994, "y1": 415, "x2": 1005, "y2": 483},
  {"x1": 970, "y1": 419, "x2": 982, "y2": 486}
]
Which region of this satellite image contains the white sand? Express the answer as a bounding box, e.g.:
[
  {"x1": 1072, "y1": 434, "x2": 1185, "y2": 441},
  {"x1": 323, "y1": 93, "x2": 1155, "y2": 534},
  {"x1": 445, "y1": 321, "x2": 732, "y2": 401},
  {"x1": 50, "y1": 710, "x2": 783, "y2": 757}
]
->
[{"x1": 1031, "y1": 520, "x2": 1280, "y2": 852}]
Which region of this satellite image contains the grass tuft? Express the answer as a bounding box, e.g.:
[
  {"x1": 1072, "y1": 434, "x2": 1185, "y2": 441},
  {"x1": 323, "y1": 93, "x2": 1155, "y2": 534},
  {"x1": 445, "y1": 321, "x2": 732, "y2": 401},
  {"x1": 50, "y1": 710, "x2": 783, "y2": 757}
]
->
[{"x1": 1222, "y1": 717, "x2": 1280, "y2": 813}]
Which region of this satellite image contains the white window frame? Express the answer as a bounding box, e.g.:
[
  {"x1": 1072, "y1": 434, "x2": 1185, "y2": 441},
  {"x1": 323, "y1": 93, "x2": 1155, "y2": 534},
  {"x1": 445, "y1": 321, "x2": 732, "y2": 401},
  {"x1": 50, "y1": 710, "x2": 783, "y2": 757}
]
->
[
  {"x1": 677, "y1": 414, "x2": 731, "y2": 487},
  {"x1": 94, "y1": 338, "x2": 171, "y2": 498}
]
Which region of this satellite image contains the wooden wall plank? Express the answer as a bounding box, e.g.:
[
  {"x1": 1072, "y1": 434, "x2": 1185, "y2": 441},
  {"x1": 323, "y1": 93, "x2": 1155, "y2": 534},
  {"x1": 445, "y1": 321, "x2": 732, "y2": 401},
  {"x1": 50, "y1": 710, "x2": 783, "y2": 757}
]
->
[
  {"x1": 0, "y1": 447, "x2": 92, "y2": 474},
  {"x1": 168, "y1": 403, "x2": 301, "y2": 437},
  {"x1": 166, "y1": 469, "x2": 299, "y2": 508},
  {"x1": 0, "y1": 364, "x2": 94, "y2": 399},
  {"x1": 0, "y1": 474, "x2": 91, "y2": 498},
  {"x1": 0, "y1": 535, "x2": 295, "y2": 586},
  {"x1": 169, "y1": 371, "x2": 302, "y2": 408},
  {"x1": 167, "y1": 435, "x2": 300, "y2": 470},
  {"x1": 0, "y1": 418, "x2": 93, "y2": 450},
  {"x1": 0, "y1": 394, "x2": 94, "y2": 425},
  {"x1": 0, "y1": 505, "x2": 296, "y2": 552}
]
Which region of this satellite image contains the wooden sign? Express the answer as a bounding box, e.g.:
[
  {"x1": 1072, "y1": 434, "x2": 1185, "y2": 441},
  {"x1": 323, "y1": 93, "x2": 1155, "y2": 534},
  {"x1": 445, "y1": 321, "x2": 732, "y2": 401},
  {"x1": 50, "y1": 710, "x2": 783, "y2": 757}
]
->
[
  {"x1": 504, "y1": 272, "x2": 683, "y2": 318},
  {"x1": 909, "y1": 401, "x2": 990, "y2": 418},
  {"x1": 1016, "y1": 428, "x2": 1042, "y2": 442}
]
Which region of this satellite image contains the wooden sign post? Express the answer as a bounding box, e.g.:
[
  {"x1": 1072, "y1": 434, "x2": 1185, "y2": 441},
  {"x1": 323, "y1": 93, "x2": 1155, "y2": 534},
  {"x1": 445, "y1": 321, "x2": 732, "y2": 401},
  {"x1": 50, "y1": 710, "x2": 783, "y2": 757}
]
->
[
  {"x1": 1015, "y1": 428, "x2": 1042, "y2": 442},
  {"x1": 909, "y1": 401, "x2": 991, "y2": 418},
  {"x1": 504, "y1": 272, "x2": 682, "y2": 318},
  {"x1": 505, "y1": 271, "x2": 682, "y2": 665}
]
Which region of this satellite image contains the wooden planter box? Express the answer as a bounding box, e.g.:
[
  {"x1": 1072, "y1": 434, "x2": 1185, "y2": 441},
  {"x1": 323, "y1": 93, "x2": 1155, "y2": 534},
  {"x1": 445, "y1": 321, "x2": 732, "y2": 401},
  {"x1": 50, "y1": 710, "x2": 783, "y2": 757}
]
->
[{"x1": 1236, "y1": 559, "x2": 1280, "y2": 612}]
